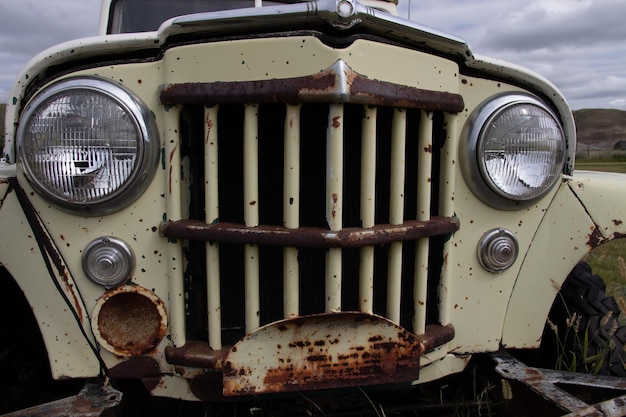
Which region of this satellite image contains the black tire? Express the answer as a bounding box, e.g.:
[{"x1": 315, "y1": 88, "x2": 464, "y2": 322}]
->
[{"x1": 542, "y1": 262, "x2": 626, "y2": 377}]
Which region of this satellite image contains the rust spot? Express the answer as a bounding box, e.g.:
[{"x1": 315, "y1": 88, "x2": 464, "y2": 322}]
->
[
  {"x1": 332, "y1": 116, "x2": 341, "y2": 129},
  {"x1": 613, "y1": 219, "x2": 623, "y2": 226},
  {"x1": 249, "y1": 200, "x2": 257, "y2": 206},
  {"x1": 423, "y1": 144, "x2": 432, "y2": 153},
  {"x1": 587, "y1": 226, "x2": 604, "y2": 248},
  {"x1": 205, "y1": 112, "x2": 215, "y2": 144}
]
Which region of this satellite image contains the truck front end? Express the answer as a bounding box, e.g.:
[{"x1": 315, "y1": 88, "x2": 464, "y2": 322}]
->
[{"x1": 4, "y1": 0, "x2": 604, "y2": 407}]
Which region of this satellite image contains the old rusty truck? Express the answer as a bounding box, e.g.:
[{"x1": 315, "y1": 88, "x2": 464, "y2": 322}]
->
[{"x1": 1, "y1": 0, "x2": 625, "y2": 415}]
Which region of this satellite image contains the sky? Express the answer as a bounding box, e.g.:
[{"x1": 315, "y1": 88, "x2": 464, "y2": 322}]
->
[{"x1": 1, "y1": 0, "x2": 625, "y2": 110}]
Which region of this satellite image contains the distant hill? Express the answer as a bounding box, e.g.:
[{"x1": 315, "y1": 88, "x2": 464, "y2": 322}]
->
[
  {"x1": 573, "y1": 108, "x2": 626, "y2": 150},
  {"x1": 1, "y1": 103, "x2": 625, "y2": 151}
]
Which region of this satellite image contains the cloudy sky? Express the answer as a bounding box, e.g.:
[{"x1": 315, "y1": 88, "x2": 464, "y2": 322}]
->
[{"x1": 1, "y1": 0, "x2": 625, "y2": 110}]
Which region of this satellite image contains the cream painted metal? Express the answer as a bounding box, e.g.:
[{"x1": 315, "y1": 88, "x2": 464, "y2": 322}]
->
[{"x1": 502, "y1": 181, "x2": 597, "y2": 349}]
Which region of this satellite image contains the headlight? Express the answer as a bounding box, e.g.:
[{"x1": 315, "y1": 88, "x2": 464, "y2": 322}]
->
[
  {"x1": 460, "y1": 94, "x2": 565, "y2": 210},
  {"x1": 17, "y1": 77, "x2": 159, "y2": 215}
]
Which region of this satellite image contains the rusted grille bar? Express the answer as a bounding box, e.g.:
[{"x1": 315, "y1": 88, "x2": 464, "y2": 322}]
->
[
  {"x1": 160, "y1": 60, "x2": 464, "y2": 113},
  {"x1": 160, "y1": 218, "x2": 459, "y2": 248}
]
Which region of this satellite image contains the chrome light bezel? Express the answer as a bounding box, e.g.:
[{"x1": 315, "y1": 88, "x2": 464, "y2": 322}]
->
[
  {"x1": 460, "y1": 93, "x2": 566, "y2": 210},
  {"x1": 16, "y1": 77, "x2": 159, "y2": 215},
  {"x1": 82, "y1": 236, "x2": 135, "y2": 289}
]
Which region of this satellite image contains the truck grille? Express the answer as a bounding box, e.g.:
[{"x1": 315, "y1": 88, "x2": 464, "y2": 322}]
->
[{"x1": 159, "y1": 60, "x2": 462, "y2": 349}]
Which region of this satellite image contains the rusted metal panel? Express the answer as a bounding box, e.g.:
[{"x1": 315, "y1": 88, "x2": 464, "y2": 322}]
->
[
  {"x1": 160, "y1": 216, "x2": 459, "y2": 248},
  {"x1": 492, "y1": 351, "x2": 626, "y2": 414},
  {"x1": 160, "y1": 60, "x2": 464, "y2": 113},
  {"x1": 0, "y1": 381, "x2": 121, "y2": 417},
  {"x1": 222, "y1": 312, "x2": 454, "y2": 396},
  {"x1": 91, "y1": 285, "x2": 168, "y2": 357}
]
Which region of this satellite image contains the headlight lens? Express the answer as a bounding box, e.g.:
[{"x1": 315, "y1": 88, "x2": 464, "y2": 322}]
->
[
  {"x1": 460, "y1": 94, "x2": 566, "y2": 209},
  {"x1": 17, "y1": 78, "x2": 159, "y2": 214}
]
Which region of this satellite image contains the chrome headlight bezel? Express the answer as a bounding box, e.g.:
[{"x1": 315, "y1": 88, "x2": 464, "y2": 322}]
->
[
  {"x1": 460, "y1": 93, "x2": 566, "y2": 210},
  {"x1": 16, "y1": 77, "x2": 159, "y2": 215}
]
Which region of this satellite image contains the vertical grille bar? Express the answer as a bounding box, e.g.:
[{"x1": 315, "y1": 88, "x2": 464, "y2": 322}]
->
[
  {"x1": 386, "y1": 108, "x2": 407, "y2": 323},
  {"x1": 326, "y1": 104, "x2": 343, "y2": 312},
  {"x1": 164, "y1": 106, "x2": 186, "y2": 347},
  {"x1": 438, "y1": 113, "x2": 458, "y2": 326},
  {"x1": 284, "y1": 104, "x2": 301, "y2": 318},
  {"x1": 414, "y1": 110, "x2": 433, "y2": 335},
  {"x1": 359, "y1": 106, "x2": 377, "y2": 313},
  {"x1": 244, "y1": 104, "x2": 261, "y2": 332},
  {"x1": 204, "y1": 106, "x2": 222, "y2": 349}
]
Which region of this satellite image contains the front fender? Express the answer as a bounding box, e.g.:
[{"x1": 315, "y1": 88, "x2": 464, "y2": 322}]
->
[
  {"x1": 502, "y1": 171, "x2": 626, "y2": 349},
  {"x1": 568, "y1": 170, "x2": 626, "y2": 241},
  {"x1": 0, "y1": 179, "x2": 100, "y2": 379}
]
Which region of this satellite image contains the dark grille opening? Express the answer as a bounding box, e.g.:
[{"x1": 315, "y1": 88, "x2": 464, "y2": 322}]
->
[{"x1": 178, "y1": 102, "x2": 449, "y2": 343}]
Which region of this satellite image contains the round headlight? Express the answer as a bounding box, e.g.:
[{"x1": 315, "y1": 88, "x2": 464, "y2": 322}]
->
[
  {"x1": 17, "y1": 77, "x2": 159, "y2": 215},
  {"x1": 460, "y1": 94, "x2": 565, "y2": 209}
]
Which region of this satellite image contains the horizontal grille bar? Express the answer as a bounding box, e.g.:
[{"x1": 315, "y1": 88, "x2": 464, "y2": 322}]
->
[
  {"x1": 160, "y1": 217, "x2": 459, "y2": 248},
  {"x1": 160, "y1": 60, "x2": 464, "y2": 112}
]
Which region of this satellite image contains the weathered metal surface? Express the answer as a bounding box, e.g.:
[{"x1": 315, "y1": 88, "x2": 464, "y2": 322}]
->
[
  {"x1": 160, "y1": 216, "x2": 459, "y2": 248},
  {"x1": 91, "y1": 285, "x2": 168, "y2": 357},
  {"x1": 561, "y1": 395, "x2": 626, "y2": 417},
  {"x1": 165, "y1": 340, "x2": 229, "y2": 369},
  {"x1": 10, "y1": 178, "x2": 88, "y2": 326},
  {"x1": 492, "y1": 351, "x2": 626, "y2": 414},
  {"x1": 222, "y1": 312, "x2": 453, "y2": 396},
  {"x1": 160, "y1": 60, "x2": 464, "y2": 113},
  {"x1": 0, "y1": 381, "x2": 121, "y2": 417}
]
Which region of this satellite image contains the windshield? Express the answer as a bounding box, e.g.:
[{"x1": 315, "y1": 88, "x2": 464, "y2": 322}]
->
[{"x1": 109, "y1": 0, "x2": 301, "y2": 34}]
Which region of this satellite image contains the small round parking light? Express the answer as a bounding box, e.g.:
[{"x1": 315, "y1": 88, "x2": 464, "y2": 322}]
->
[
  {"x1": 82, "y1": 237, "x2": 135, "y2": 288},
  {"x1": 477, "y1": 228, "x2": 519, "y2": 273}
]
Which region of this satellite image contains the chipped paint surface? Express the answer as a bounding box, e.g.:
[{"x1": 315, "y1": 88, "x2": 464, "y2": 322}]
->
[{"x1": 222, "y1": 312, "x2": 447, "y2": 396}]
